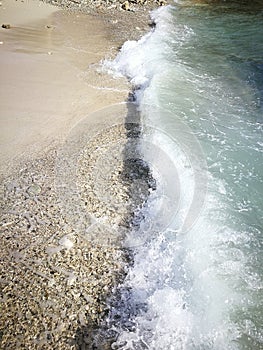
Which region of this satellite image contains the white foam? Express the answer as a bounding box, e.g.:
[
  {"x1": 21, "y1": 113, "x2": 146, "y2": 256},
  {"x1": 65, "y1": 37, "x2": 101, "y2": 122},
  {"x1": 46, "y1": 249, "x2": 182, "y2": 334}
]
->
[
  {"x1": 103, "y1": 6, "x2": 175, "y2": 104},
  {"x1": 102, "y1": 4, "x2": 262, "y2": 349}
]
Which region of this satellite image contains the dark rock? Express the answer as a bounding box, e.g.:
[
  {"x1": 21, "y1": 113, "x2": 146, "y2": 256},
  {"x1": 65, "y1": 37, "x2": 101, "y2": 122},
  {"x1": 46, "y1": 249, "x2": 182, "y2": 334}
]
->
[
  {"x1": 2, "y1": 24, "x2": 11, "y2": 29},
  {"x1": 148, "y1": 20, "x2": 156, "y2": 28}
]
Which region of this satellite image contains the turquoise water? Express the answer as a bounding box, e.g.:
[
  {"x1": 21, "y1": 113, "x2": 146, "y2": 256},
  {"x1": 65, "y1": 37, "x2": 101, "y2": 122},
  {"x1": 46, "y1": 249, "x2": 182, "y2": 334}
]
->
[{"x1": 104, "y1": 1, "x2": 263, "y2": 348}]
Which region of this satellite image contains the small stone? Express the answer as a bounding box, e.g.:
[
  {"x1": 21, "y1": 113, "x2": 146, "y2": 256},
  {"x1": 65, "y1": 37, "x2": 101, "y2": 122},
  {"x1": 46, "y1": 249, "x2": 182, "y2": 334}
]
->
[
  {"x1": 26, "y1": 311, "x2": 32, "y2": 320},
  {"x1": 59, "y1": 236, "x2": 74, "y2": 250},
  {"x1": 107, "y1": 4, "x2": 116, "y2": 9},
  {"x1": 27, "y1": 184, "x2": 41, "y2": 196},
  {"x1": 121, "y1": 0, "x2": 130, "y2": 10},
  {"x1": 2, "y1": 24, "x2": 11, "y2": 29},
  {"x1": 148, "y1": 21, "x2": 156, "y2": 28}
]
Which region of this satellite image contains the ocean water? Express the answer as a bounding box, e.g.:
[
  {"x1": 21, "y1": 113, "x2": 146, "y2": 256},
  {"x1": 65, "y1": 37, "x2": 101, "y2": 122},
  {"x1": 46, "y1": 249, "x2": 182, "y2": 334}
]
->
[{"x1": 103, "y1": 1, "x2": 263, "y2": 349}]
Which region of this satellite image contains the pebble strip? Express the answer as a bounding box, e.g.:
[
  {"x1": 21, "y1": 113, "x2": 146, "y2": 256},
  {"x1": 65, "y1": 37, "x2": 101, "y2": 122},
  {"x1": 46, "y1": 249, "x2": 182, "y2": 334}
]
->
[{"x1": 0, "y1": 144, "x2": 129, "y2": 349}]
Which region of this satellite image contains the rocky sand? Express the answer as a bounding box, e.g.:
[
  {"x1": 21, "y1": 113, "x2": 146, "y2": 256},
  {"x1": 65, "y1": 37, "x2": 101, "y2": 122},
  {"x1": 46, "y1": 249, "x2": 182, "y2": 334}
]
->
[{"x1": 0, "y1": 0, "x2": 161, "y2": 348}]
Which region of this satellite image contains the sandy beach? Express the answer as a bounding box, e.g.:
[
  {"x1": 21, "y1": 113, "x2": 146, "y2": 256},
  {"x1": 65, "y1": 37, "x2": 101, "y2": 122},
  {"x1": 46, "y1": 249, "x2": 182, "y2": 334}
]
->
[
  {"x1": 0, "y1": 0, "x2": 156, "y2": 348},
  {"x1": 0, "y1": 0, "x2": 131, "y2": 175},
  {"x1": 1, "y1": 1, "x2": 260, "y2": 349}
]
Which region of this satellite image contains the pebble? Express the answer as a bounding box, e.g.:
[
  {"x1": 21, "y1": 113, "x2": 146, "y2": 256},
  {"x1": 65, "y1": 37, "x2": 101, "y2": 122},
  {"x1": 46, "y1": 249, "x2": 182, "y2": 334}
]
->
[
  {"x1": 121, "y1": 0, "x2": 130, "y2": 10},
  {"x1": 59, "y1": 236, "x2": 74, "y2": 249},
  {"x1": 27, "y1": 183, "x2": 41, "y2": 196},
  {"x1": 0, "y1": 146, "x2": 130, "y2": 348}
]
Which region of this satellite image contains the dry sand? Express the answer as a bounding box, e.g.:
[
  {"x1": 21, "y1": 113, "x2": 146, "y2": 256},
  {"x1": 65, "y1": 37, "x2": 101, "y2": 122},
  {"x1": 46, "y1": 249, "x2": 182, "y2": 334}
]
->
[{"x1": 0, "y1": 0, "x2": 129, "y2": 175}]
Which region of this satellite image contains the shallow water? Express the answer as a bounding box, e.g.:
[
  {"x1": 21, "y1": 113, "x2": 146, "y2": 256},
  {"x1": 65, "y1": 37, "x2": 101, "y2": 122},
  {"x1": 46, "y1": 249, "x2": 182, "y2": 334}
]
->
[{"x1": 104, "y1": 1, "x2": 263, "y2": 349}]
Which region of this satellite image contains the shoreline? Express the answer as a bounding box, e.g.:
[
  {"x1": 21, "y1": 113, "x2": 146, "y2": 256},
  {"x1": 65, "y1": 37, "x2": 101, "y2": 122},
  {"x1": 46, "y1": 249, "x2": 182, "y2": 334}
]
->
[{"x1": 0, "y1": 0, "x2": 158, "y2": 348}]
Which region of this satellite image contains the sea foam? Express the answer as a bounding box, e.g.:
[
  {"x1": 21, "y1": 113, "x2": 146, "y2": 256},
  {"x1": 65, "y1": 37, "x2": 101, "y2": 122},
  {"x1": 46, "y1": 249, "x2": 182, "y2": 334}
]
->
[{"x1": 102, "y1": 3, "x2": 263, "y2": 349}]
